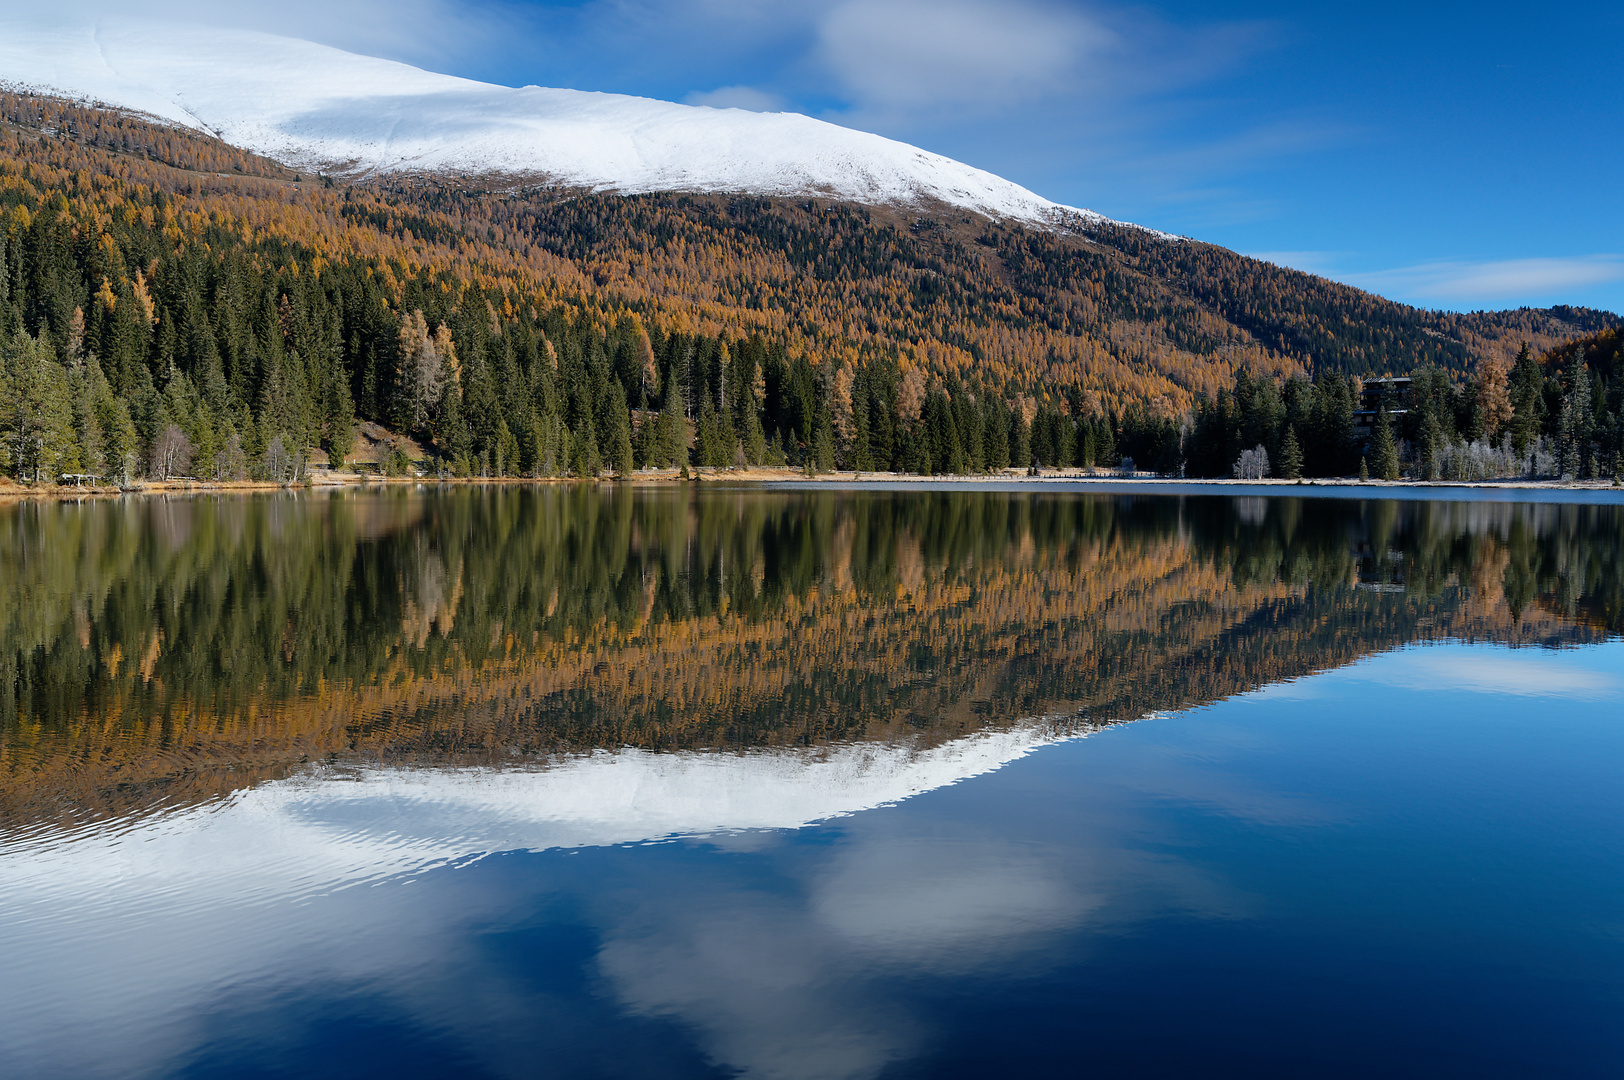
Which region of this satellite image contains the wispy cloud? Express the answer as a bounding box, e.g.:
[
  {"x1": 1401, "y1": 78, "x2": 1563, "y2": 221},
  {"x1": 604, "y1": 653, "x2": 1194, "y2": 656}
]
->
[
  {"x1": 684, "y1": 85, "x2": 786, "y2": 112},
  {"x1": 1348, "y1": 648, "x2": 1622, "y2": 699},
  {"x1": 519, "y1": 1, "x2": 1277, "y2": 127},
  {"x1": 1343, "y1": 256, "x2": 1624, "y2": 306},
  {"x1": 814, "y1": 0, "x2": 1117, "y2": 115},
  {"x1": 1242, "y1": 251, "x2": 1624, "y2": 309},
  {"x1": 1246, "y1": 250, "x2": 1349, "y2": 277}
]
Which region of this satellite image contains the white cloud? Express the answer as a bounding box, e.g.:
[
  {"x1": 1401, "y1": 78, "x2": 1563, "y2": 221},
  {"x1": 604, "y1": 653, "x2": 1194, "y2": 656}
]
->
[
  {"x1": 1256, "y1": 646, "x2": 1624, "y2": 702},
  {"x1": 684, "y1": 84, "x2": 786, "y2": 111},
  {"x1": 1243, "y1": 251, "x2": 1624, "y2": 309},
  {"x1": 1343, "y1": 256, "x2": 1624, "y2": 306},
  {"x1": 809, "y1": 838, "x2": 1091, "y2": 966},
  {"x1": 815, "y1": 0, "x2": 1115, "y2": 112},
  {"x1": 1351, "y1": 649, "x2": 1623, "y2": 699},
  {"x1": 1245, "y1": 250, "x2": 1348, "y2": 276},
  {"x1": 597, "y1": 900, "x2": 922, "y2": 1080}
]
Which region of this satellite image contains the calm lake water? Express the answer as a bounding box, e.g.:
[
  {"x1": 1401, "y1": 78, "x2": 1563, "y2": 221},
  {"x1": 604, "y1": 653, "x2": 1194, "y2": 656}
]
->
[{"x1": 2, "y1": 485, "x2": 1622, "y2": 1079}]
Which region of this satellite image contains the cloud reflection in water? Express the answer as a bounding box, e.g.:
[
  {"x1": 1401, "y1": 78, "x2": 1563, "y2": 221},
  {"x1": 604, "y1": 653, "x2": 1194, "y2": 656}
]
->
[{"x1": 0, "y1": 721, "x2": 1116, "y2": 1079}]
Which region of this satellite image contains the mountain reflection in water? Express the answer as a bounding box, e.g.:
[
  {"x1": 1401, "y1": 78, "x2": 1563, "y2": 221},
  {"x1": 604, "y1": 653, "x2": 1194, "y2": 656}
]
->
[
  {"x1": 1, "y1": 487, "x2": 1623, "y2": 1079},
  {"x1": 3, "y1": 486, "x2": 1618, "y2": 828}
]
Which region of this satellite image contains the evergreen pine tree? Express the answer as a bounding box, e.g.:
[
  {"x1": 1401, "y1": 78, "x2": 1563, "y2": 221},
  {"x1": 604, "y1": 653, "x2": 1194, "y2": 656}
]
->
[
  {"x1": 571, "y1": 411, "x2": 600, "y2": 477},
  {"x1": 632, "y1": 408, "x2": 655, "y2": 468},
  {"x1": 1373, "y1": 408, "x2": 1400, "y2": 481},
  {"x1": 1308, "y1": 375, "x2": 1356, "y2": 477},
  {"x1": 1055, "y1": 414, "x2": 1075, "y2": 470},
  {"x1": 1097, "y1": 414, "x2": 1118, "y2": 467},
  {"x1": 557, "y1": 426, "x2": 576, "y2": 481},
  {"x1": 69, "y1": 357, "x2": 106, "y2": 477},
  {"x1": 696, "y1": 400, "x2": 722, "y2": 468},
  {"x1": 1557, "y1": 395, "x2": 1579, "y2": 480},
  {"x1": 1076, "y1": 419, "x2": 1096, "y2": 470},
  {"x1": 1030, "y1": 405, "x2": 1056, "y2": 466},
  {"x1": 440, "y1": 385, "x2": 474, "y2": 477},
  {"x1": 1419, "y1": 410, "x2": 1444, "y2": 480},
  {"x1": 529, "y1": 419, "x2": 548, "y2": 478},
  {"x1": 899, "y1": 425, "x2": 928, "y2": 475},
  {"x1": 1009, "y1": 407, "x2": 1030, "y2": 470},
  {"x1": 604, "y1": 383, "x2": 634, "y2": 477},
  {"x1": 1508, "y1": 341, "x2": 1544, "y2": 456},
  {"x1": 531, "y1": 411, "x2": 566, "y2": 477},
  {"x1": 2, "y1": 329, "x2": 76, "y2": 481},
  {"x1": 97, "y1": 381, "x2": 138, "y2": 482},
  {"x1": 1567, "y1": 358, "x2": 1594, "y2": 478},
  {"x1": 653, "y1": 384, "x2": 689, "y2": 469},
  {"x1": 953, "y1": 389, "x2": 984, "y2": 472},
  {"x1": 495, "y1": 418, "x2": 521, "y2": 477},
  {"x1": 714, "y1": 396, "x2": 737, "y2": 467},
  {"x1": 984, "y1": 398, "x2": 1010, "y2": 471},
  {"x1": 813, "y1": 419, "x2": 836, "y2": 474},
  {"x1": 1279, "y1": 424, "x2": 1303, "y2": 480},
  {"x1": 322, "y1": 351, "x2": 356, "y2": 467},
  {"x1": 925, "y1": 391, "x2": 963, "y2": 473},
  {"x1": 740, "y1": 390, "x2": 767, "y2": 466}
]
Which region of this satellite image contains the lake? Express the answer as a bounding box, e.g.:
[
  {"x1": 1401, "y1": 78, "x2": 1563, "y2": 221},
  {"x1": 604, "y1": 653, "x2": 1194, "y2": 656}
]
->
[{"x1": 2, "y1": 485, "x2": 1622, "y2": 1079}]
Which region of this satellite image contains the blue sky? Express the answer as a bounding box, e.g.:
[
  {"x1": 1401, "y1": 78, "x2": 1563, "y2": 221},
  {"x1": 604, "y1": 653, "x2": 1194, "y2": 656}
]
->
[{"x1": 105, "y1": 1, "x2": 1624, "y2": 314}]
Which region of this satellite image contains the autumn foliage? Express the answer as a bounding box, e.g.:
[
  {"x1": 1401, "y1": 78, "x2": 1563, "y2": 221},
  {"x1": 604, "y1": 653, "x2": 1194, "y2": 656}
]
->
[{"x1": 0, "y1": 95, "x2": 1616, "y2": 483}]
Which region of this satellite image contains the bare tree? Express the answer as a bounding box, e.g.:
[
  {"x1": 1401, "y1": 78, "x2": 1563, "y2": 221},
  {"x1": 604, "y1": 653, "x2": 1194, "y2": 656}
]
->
[
  {"x1": 149, "y1": 425, "x2": 194, "y2": 481},
  {"x1": 263, "y1": 434, "x2": 301, "y2": 483},
  {"x1": 1232, "y1": 445, "x2": 1270, "y2": 480},
  {"x1": 213, "y1": 432, "x2": 248, "y2": 481},
  {"x1": 395, "y1": 311, "x2": 445, "y2": 434}
]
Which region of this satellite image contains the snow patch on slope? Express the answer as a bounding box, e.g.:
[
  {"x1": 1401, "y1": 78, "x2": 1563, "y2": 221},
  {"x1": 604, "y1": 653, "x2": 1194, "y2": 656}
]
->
[{"x1": 0, "y1": 14, "x2": 1123, "y2": 230}]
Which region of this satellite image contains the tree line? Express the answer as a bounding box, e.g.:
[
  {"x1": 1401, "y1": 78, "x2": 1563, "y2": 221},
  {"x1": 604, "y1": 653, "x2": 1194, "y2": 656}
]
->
[{"x1": 1185, "y1": 334, "x2": 1623, "y2": 480}]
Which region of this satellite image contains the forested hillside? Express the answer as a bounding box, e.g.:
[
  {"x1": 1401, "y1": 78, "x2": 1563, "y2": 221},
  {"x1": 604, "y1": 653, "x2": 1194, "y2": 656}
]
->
[
  {"x1": 0, "y1": 94, "x2": 1617, "y2": 484},
  {"x1": 374, "y1": 183, "x2": 1614, "y2": 404}
]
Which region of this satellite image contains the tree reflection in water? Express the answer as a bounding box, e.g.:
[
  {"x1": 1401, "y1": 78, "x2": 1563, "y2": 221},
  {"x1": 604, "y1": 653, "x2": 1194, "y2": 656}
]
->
[
  {"x1": 2, "y1": 486, "x2": 1620, "y2": 827},
  {"x1": 1, "y1": 487, "x2": 1622, "y2": 1080}
]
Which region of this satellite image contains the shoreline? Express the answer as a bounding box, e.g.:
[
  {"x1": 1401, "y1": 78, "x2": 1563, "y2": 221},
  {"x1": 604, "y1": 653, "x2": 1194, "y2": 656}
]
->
[{"x1": 5, "y1": 467, "x2": 1623, "y2": 505}]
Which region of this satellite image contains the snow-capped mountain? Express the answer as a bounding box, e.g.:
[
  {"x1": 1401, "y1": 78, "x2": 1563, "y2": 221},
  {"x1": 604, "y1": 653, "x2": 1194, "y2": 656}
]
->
[{"x1": 0, "y1": 15, "x2": 1107, "y2": 229}]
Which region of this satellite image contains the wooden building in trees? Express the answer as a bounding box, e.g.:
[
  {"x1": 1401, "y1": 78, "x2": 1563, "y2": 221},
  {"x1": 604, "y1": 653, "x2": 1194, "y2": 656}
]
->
[{"x1": 1353, "y1": 377, "x2": 1412, "y2": 440}]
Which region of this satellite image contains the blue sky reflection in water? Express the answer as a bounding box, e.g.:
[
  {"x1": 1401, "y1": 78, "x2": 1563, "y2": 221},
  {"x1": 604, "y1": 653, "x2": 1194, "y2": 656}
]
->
[{"x1": 1, "y1": 489, "x2": 1622, "y2": 1078}]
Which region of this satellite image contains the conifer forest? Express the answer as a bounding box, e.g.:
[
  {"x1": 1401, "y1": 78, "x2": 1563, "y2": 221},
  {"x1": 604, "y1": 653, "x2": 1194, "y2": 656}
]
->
[{"x1": 2, "y1": 93, "x2": 1620, "y2": 485}]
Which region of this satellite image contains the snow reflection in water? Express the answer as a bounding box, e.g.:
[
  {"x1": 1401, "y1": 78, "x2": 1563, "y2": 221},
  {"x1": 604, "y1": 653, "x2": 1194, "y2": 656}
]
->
[
  {"x1": 2, "y1": 720, "x2": 1086, "y2": 914},
  {"x1": 0, "y1": 720, "x2": 1117, "y2": 1079}
]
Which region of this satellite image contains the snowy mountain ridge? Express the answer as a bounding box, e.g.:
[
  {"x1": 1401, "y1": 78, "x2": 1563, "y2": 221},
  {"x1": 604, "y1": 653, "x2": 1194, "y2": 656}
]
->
[{"x1": 0, "y1": 14, "x2": 1126, "y2": 231}]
